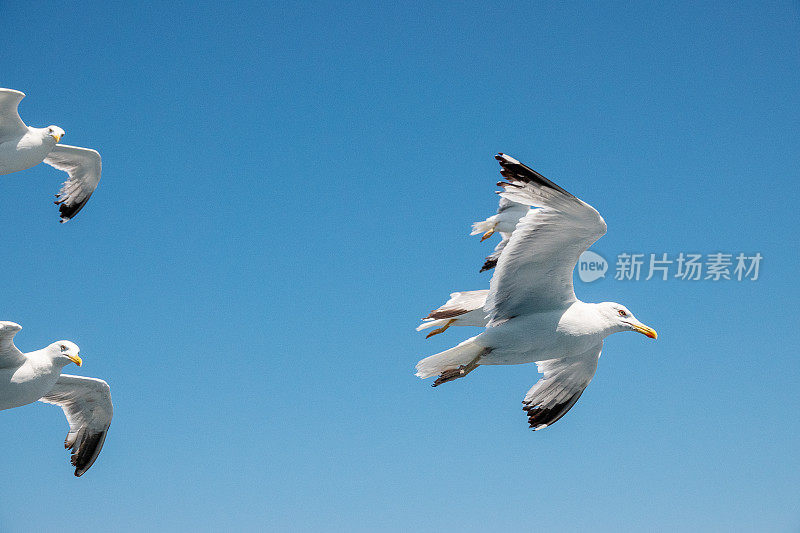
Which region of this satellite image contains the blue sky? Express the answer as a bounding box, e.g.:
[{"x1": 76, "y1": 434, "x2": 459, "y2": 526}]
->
[{"x1": 2, "y1": 1, "x2": 799, "y2": 531}]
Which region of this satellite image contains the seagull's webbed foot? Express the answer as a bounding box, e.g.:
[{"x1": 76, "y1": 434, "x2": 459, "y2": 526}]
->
[
  {"x1": 480, "y1": 225, "x2": 497, "y2": 242},
  {"x1": 432, "y1": 359, "x2": 480, "y2": 387},
  {"x1": 425, "y1": 319, "x2": 457, "y2": 339}
]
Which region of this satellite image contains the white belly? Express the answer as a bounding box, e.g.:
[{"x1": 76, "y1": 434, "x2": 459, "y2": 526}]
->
[
  {"x1": 0, "y1": 364, "x2": 60, "y2": 410},
  {"x1": 0, "y1": 134, "x2": 52, "y2": 175},
  {"x1": 455, "y1": 308, "x2": 490, "y2": 327},
  {"x1": 477, "y1": 306, "x2": 603, "y2": 365}
]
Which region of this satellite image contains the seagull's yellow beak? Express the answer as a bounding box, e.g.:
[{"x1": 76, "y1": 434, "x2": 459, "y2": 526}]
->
[
  {"x1": 50, "y1": 132, "x2": 62, "y2": 143},
  {"x1": 630, "y1": 322, "x2": 658, "y2": 339},
  {"x1": 67, "y1": 354, "x2": 82, "y2": 367}
]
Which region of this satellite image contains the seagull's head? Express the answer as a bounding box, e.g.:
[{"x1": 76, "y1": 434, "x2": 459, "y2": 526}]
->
[
  {"x1": 599, "y1": 302, "x2": 657, "y2": 339},
  {"x1": 44, "y1": 126, "x2": 65, "y2": 143},
  {"x1": 48, "y1": 340, "x2": 82, "y2": 367}
]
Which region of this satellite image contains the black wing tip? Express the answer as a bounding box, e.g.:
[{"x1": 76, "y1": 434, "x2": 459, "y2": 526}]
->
[
  {"x1": 57, "y1": 200, "x2": 89, "y2": 222},
  {"x1": 494, "y1": 152, "x2": 577, "y2": 199},
  {"x1": 479, "y1": 257, "x2": 498, "y2": 272},
  {"x1": 70, "y1": 429, "x2": 108, "y2": 477},
  {"x1": 523, "y1": 389, "x2": 585, "y2": 430}
]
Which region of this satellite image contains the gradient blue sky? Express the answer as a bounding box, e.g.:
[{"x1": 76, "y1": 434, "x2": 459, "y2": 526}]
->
[{"x1": 2, "y1": 1, "x2": 799, "y2": 531}]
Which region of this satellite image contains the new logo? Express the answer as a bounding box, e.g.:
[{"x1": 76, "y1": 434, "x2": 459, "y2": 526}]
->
[{"x1": 577, "y1": 250, "x2": 607, "y2": 283}]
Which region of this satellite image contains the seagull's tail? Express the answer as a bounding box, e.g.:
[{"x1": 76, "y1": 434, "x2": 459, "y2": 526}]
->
[
  {"x1": 469, "y1": 218, "x2": 494, "y2": 236},
  {"x1": 415, "y1": 318, "x2": 450, "y2": 331},
  {"x1": 415, "y1": 336, "x2": 486, "y2": 379}
]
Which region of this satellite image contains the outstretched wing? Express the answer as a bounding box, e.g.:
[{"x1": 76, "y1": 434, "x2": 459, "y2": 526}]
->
[
  {"x1": 0, "y1": 88, "x2": 27, "y2": 141},
  {"x1": 0, "y1": 321, "x2": 25, "y2": 368},
  {"x1": 43, "y1": 144, "x2": 102, "y2": 222},
  {"x1": 39, "y1": 374, "x2": 113, "y2": 476},
  {"x1": 484, "y1": 154, "x2": 607, "y2": 324},
  {"x1": 523, "y1": 343, "x2": 602, "y2": 430}
]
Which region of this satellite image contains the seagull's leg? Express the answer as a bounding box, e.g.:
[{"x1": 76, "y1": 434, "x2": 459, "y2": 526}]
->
[
  {"x1": 480, "y1": 223, "x2": 497, "y2": 242},
  {"x1": 425, "y1": 319, "x2": 457, "y2": 339},
  {"x1": 432, "y1": 355, "x2": 482, "y2": 387}
]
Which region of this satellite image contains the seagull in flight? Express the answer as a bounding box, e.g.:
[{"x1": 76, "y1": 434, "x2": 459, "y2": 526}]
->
[
  {"x1": 418, "y1": 196, "x2": 529, "y2": 337},
  {"x1": 0, "y1": 322, "x2": 113, "y2": 476},
  {"x1": 0, "y1": 88, "x2": 102, "y2": 222},
  {"x1": 416, "y1": 154, "x2": 657, "y2": 430}
]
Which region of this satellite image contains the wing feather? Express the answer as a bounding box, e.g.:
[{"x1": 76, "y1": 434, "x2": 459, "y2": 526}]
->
[
  {"x1": 39, "y1": 374, "x2": 113, "y2": 476},
  {"x1": 479, "y1": 232, "x2": 512, "y2": 272},
  {"x1": 0, "y1": 321, "x2": 25, "y2": 368},
  {"x1": 495, "y1": 197, "x2": 530, "y2": 221},
  {"x1": 44, "y1": 144, "x2": 102, "y2": 222},
  {"x1": 0, "y1": 89, "x2": 27, "y2": 141},
  {"x1": 523, "y1": 344, "x2": 601, "y2": 430},
  {"x1": 423, "y1": 290, "x2": 488, "y2": 320},
  {"x1": 485, "y1": 154, "x2": 606, "y2": 323}
]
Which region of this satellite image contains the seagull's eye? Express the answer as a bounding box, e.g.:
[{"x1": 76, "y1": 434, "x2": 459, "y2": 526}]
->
[
  {"x1": 618, "y1": 310, "x2": 627, "y2": 317},
  {"x1": 60, "y1": 344, "x2": 67, "y2": 351}
]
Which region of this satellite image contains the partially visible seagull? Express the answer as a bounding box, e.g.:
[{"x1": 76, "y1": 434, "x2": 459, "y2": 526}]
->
[
  {"x1": 416, "y1": 290, "x2": 489, "y2": 338},
  {"x1": 470, "y1": 197, "x2": 530, "y2": 272},
  {"x1": 416, "y1": 154, "x2": 657, "y2": 430},
  {"x1": 0, "y1": 88, "x2": 102, "y2": 222},
  {"x1": 0, "y1": 322, "x2": 113, "y2": 476},
  {"x1": 418, "y1": 197, "x2": 528, "y2": 337}
]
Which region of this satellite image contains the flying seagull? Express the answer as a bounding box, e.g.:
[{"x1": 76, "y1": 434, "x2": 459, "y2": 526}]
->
[
  {"x1": 416, "y1": 154, "x2": 657, "y2": 430},
  {"x1": 470, "y1": 197, "x2": 530, "y2": 272},
  {"x1": 418, "y1": 197, "x2": 529, "y2": 336},
  {"x1": 0, "y1": 322, "x2": 113, "y2": 476},
  {"x1": 0, "y1": 88, "x2": 102, "y2": 222}
]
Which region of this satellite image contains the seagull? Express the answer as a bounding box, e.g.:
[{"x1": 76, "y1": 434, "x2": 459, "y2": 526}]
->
[
  {"x1": 0, "y1": 88, "x2": 102, "y2": 222},
  {"x1": 416, "y1": 290, "x2": 489, "y2": 338},
  {"x1": 470, "y1": 197, "x2": 530, "y2": 272},
  {"x1": 418, "y1": 197, "x2": 529, "y2": 337},
  {"x1": 416, "y1": 154, "x2": 657, "y2": 430},
  {"x1": 0, "y1": 321, "x2": 113, "y2": 476}
]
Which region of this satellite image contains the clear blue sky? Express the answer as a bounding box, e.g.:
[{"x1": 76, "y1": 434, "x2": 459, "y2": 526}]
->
[{"x1": 2, "y1": 1, "x2": 799, "y2": 531}]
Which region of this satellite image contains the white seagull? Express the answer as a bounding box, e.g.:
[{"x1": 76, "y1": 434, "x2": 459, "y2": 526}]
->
[
  {"x1": 470, "y1": 197, "x2": 530, "y2": 272},
  {"x1": 418, "y1": 197, "x2": 529, "y2": 336},
  {"x1": 0, "y1": 88, "x2": 102, "y2": 222},
  {"x1": 416, "y1": 154, "x2": 657, "y2": 430},
  {"x1": 0, "y1": 322, "x2": 113, "y2": 476}
]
